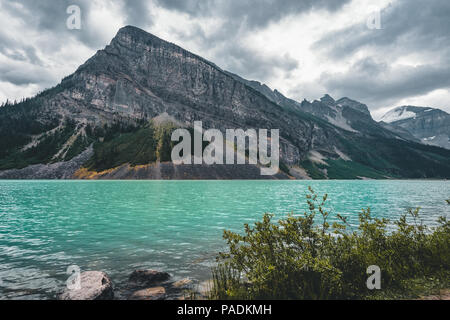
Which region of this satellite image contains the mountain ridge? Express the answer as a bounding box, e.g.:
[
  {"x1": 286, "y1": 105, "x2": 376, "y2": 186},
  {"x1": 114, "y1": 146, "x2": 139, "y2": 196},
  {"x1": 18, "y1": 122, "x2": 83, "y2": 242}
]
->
[
  {"x1": 225, "y1": 66, "x2": 450, "y2": 150},
  {"x1": 1, "y1": 26, "x2": 450, "y2": 179},
  {"x1": 379, "y1": 106, "x2": 450, "y2": 150}
]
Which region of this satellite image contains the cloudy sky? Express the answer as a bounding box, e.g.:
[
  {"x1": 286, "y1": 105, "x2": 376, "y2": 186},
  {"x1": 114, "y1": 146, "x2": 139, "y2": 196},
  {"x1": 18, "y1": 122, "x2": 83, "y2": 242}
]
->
[{"x1": 0, "y1": 0, "x2": 449, "y2": 119}]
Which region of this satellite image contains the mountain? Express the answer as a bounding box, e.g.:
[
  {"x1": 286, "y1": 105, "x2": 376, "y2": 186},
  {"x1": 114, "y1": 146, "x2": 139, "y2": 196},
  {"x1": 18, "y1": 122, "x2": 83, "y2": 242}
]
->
[
  {"x1": 380, "y1": 106, "x2": 450, "y2": 150},
  {"x1": 298, "y1": 95, "x2": 396, "y2": 138},
  {"x1": 225, "y1": 71, "x2": 302, "y2": 114},
  {"x1": 1, "y1": 25, "x2": 450, "y2": 180},
  {"x1": 228, "y1": 79, "x2": 420, "y2": 142}
]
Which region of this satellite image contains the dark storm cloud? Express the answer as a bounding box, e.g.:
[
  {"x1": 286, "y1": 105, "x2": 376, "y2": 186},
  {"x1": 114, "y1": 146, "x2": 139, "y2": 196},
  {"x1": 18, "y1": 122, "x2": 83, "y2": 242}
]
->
[
  {"x1": 0, "y1": 0, "x2": 349, "y2": 87},
  {"x1": 163, "y1": 0, "x2": 351, "y2": 82},
  {"x1": 2, "y1": 0, "x2": 153, "y2": 49},
  {"x1": 0, "y1": 0, "x2": 101, "y2": 89},
  {"x1": 2, "y1": 0, "x2": 449, "y2": 111},
  {"x1": 0, "y1": 63, "x2": 56, "y2": 86},
  {"x1": 311, "y1": 0, "x2": 450, "y2": 109},
  {"x1": 157, "y1": 0, "x2": 350, "y2": 28},
  {"x1": 120, "y1": 0, "x2": 154, "y2": 29},
  {"x1": 314, "y1": 0, "x2": 450, "y2": 59},
  {"x1": 0, "y1": 0, "x2": 153, "y2": 88},
  {"x1": 0, "y1": 32, "x2": 42, "y2": 64},
  {"x1": 320, "y1": 57, "x2": 450, "y2": 107},
  {"x1": 157, "y1": 0, "x2": 351, "y2": 80},
  {"x1": 2, "y1": 0, "x2": 99, "y2": 47},
  {"x1": 223, "y1": 46, "x2": 299, "y2": 81},
  {"x1": 157, "y1": 0, "x2": 209, "y2": 16},
  {"x1": 170, "y1": 21, "x2": 300, "y2": 82}
]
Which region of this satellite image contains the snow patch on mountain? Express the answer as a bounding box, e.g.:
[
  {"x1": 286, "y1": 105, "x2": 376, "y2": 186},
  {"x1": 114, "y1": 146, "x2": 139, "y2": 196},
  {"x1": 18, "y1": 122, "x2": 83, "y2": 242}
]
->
[
  {"x1": 326, "y1": 113, "x2": 358, "y2": 132},
  {"x1": 308, "y1": 151, "x2": 328, "y2": 166},
  {"x1": 380, "y1": 107, "x2": 416, "y2": 123},
  {"x1": 334, "y1": 147, "x2": 351, "y2": 161}
]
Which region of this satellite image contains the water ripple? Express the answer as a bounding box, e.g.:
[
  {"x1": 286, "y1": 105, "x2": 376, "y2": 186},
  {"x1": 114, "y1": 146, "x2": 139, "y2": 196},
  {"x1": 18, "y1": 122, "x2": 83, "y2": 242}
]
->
[{"x1": 0, "y1": 180, "x2": 449, "y2": 299}]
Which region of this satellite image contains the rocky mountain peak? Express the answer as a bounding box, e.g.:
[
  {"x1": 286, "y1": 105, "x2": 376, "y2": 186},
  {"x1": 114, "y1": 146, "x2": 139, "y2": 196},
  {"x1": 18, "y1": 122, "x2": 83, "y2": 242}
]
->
[
  {"x1": 336, "y1": 97, "x2": 371, "y2": 117},
  {"x1": 379, "y1": 105, "x2": 450, "y2": 150},
  {"x1": 113, "y1": 25, "x2": 164, "y2": 45},
  {"x1": 320, "y1": 94, "x2": 336, "y2": 105}
]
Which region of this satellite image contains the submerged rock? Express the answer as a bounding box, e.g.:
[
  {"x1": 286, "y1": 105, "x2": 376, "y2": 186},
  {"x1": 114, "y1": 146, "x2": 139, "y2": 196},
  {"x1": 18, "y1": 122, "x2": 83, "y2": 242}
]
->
[
  {"x1": 128, "y1": 269, "x2": 171, "y2": 287},
  {"x1": 129, "y1": 287, "x2": 166, "y2": 300},
  {"x1": 172, "y1": 278, "x2": 193, "y2": 289},
  {"x1": 59, "y1": 271, "x2": 114, "y2": 300}
]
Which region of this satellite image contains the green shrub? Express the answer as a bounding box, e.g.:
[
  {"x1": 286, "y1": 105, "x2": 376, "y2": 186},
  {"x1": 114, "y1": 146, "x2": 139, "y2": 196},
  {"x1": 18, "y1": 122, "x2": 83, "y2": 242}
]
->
[{"x1": 211, "y1": 187, "x2": 450, "y2": 300}]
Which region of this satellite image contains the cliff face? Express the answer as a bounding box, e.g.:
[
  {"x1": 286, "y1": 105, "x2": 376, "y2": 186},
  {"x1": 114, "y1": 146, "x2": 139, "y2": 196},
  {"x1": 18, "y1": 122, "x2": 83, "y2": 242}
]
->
[
  {"x1": 64, "y1": 26, "x2": 342, "y2": 163},
  {"x1": 380, "y1": 106, "x2": 450, "y2": 150},
  {"x1": 1, "y1": 26, "x2": 450, "y2": 179}
]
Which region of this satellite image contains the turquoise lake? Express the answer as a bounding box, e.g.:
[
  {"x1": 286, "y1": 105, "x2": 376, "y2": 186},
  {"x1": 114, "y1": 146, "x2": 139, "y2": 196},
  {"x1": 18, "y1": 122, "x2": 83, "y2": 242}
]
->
[{"x1": 0, "y1": 180, "x2": 449, "y2": 299}]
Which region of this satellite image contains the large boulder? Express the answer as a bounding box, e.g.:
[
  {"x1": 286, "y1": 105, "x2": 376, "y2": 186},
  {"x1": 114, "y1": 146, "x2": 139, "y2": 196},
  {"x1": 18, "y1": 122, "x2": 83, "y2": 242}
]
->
[
  {"x1": 129, "y1": 287, "x2": 166, "y2": 300},
  {"x1": 59, "y1": 271, "x2": 114, "y2": 300},
  {"x1": 128, "y1": 269, "x2": 170, "y2": 287}
]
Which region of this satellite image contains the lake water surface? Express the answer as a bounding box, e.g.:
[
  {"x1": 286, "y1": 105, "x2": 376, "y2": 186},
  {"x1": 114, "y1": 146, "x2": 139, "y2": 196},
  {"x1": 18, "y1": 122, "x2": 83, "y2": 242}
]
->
[{"x1": 0, "y1": 180, "x2": 449, "y2": 299}]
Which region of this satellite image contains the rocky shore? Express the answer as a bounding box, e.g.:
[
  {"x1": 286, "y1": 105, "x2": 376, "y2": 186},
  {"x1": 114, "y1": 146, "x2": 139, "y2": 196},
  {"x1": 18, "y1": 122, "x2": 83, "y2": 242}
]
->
[{"x1": 58, "y1": 269, "x2": 200, "y2": 300}]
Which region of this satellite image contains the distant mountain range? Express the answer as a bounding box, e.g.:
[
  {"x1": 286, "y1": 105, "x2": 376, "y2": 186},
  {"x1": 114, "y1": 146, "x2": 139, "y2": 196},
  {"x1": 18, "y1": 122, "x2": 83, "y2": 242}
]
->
[
  {"x1": 0, "y1": 26, "x2": 449, "y2": 180},
  {"x1": 379, "y1": 106, "x2": 450, "y2": 150},
  {"x1": 232, "y1": 72, "x2": 450, "y2": 151}
]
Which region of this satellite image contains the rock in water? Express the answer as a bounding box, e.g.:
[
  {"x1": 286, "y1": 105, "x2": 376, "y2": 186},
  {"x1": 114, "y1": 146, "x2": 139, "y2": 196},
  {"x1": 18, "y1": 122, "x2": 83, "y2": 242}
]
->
[
  {"x1": 172, "y1": 278, "x2": 193, "y2": 289},
  {"x1": 129, "y1": 287, "x2": 166, "y2": 300},
  {"x1": 59, "y1": 271, "x2": 114, "y2": 300},
  {"x1": 128, "y1": 269, "x2": 171, "y2": 287}
]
